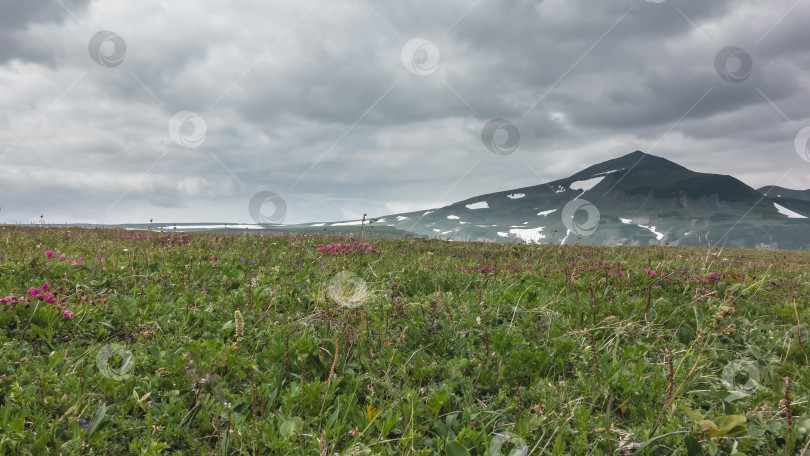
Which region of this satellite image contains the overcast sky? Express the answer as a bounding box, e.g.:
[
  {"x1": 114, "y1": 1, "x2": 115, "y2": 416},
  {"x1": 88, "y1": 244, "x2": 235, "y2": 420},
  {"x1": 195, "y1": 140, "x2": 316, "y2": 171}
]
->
[{"x1": 1, "y1": 0, "x2": 809, "y2": 225}]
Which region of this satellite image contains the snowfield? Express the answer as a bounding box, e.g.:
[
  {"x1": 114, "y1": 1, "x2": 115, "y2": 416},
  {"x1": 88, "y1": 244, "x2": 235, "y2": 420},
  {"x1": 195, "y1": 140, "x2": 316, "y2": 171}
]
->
[
  {"x1": 466, "y1": 201, "x2": 489, "y2": 209},
  {"x1": 773, "y1": 203, "x2": 807, "y2": 219}
]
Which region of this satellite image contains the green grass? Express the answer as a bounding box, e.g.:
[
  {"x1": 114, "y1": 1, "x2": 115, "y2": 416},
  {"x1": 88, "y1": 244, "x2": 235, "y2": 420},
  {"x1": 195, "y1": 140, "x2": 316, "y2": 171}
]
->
[{"x1": 0, "y1": 226, "x2": 808, "y2": 455}]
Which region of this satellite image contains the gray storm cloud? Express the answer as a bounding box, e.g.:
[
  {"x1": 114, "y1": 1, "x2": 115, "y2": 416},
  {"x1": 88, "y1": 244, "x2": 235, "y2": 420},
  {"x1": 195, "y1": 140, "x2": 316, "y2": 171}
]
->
[{"x1": 1, "y1": 0, "x2": 809, "y2": 224}]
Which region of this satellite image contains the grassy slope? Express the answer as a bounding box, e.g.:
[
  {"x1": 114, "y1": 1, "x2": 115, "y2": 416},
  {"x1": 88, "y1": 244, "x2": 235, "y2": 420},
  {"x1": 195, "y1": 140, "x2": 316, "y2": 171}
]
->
[{"x1": 0, "y1": 226, "x2": 808, "y2": 455}]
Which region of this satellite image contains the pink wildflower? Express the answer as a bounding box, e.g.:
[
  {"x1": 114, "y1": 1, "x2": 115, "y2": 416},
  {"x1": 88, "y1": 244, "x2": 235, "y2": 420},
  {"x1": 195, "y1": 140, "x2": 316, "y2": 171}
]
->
[
  {"x1": 62, "y1": 310, "x2": 74, "y2": 320},
  {"x1": 46, "y1": 251, "x2": 54, "y2": 259}
]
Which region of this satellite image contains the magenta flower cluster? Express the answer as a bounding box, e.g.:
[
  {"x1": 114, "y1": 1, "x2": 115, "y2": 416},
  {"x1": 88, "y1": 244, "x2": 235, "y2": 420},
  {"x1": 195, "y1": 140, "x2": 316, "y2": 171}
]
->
[
  {"x1": 317, "y1": 241, "x2": 379, "y2": 256},
  {"x1": 28, "y1": 283, "x2": 57, "y2": 304},
  {"x1": 45, "y1": 251, "x2": 66, "y2": 262},
  {"x1": 644, "y1": 268, "x2": 657, "y2": 276},
  {"x1": 45, "y1": 250, "x2": 81, "y2": 264},
  {"x1": 0, "y1": 294, "x2": 18, "y2": 308},
  {"x1": 703, "y1": 272, "x2": 721, "y2": 283},
  {"x1": 3, "y1": 283, "x2": 74, "y2": 319}
]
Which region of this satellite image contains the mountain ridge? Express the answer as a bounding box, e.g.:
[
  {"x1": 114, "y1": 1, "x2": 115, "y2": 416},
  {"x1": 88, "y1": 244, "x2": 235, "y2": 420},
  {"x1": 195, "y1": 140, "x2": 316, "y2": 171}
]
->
[
  {"x1": 361, "y1": 150, "x2": 810, "y2": 249},
  {"x1": 125, "y1": 151, "x2": 810, "y2": 250}
]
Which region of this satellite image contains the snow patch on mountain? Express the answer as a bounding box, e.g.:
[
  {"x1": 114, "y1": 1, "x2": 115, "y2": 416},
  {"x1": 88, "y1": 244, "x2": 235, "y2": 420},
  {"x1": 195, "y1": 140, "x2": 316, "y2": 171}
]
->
[
  {"x1": 638, "y1": 224, "x2": 664, "y2": 240},
  {"x1": 508, "y1": 226, "x2": 546, "y2": 244},
  {"x1": 507, "y1": 193, "x2": 526, "y2": 199},
  {"x1": 774, "y1": 203, "x2": 807, "y2": 219},
  {"x1": 466, "y1": 201, "x2": 489, "y2": 209},
  {"x1": 163, "y1": 224, "x2": 264, "y2": 230},
  {"x1": 447, "y1": 215, "x2": 460, "y2": 219},
  {"x1": 537, "y1": 209, "x2": 557, "y2": 216},
  {"x1": 570, "y1": 176, "x2": 605, "y2": 192},
  {"x1": 592, "y1": 168, "x2": 624, "y2": 176}
]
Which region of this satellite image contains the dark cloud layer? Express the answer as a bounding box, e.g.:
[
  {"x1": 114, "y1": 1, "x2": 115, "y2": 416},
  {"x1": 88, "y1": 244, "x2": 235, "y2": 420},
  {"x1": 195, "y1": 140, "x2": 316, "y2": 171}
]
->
[{"x1": 1, "y1": 0, "x2": 809, "y2": 225}]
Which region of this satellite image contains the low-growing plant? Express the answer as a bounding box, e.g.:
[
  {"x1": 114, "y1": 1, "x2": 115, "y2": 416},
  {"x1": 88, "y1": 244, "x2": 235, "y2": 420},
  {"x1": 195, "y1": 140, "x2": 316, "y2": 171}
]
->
[{"x1": 0, "y1": 226, "x2": 807, "y2": 454}]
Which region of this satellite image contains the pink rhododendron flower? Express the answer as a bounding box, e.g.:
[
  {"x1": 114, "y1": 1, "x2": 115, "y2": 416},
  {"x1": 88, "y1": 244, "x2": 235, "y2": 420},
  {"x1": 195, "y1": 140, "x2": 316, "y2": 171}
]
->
[{"x1": 46, "y1": 251, "x2": 54, "y2": 259}]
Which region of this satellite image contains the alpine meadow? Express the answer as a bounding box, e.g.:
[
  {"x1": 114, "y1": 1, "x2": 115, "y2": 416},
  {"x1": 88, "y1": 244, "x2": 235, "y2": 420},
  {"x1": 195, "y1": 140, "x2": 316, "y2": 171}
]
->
[
  {"x1": 3, "y1": 0, "x2": 810, "y2": 455},
  {"x1": 1, "y1": 226, "x2": 808, "y2": 454}
]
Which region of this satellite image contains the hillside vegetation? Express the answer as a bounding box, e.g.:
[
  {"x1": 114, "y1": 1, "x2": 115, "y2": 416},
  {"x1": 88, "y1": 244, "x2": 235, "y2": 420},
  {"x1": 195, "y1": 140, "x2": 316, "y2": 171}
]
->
[{"x1": 0, "y1": 226, "x2": 808, "y2": 455}]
